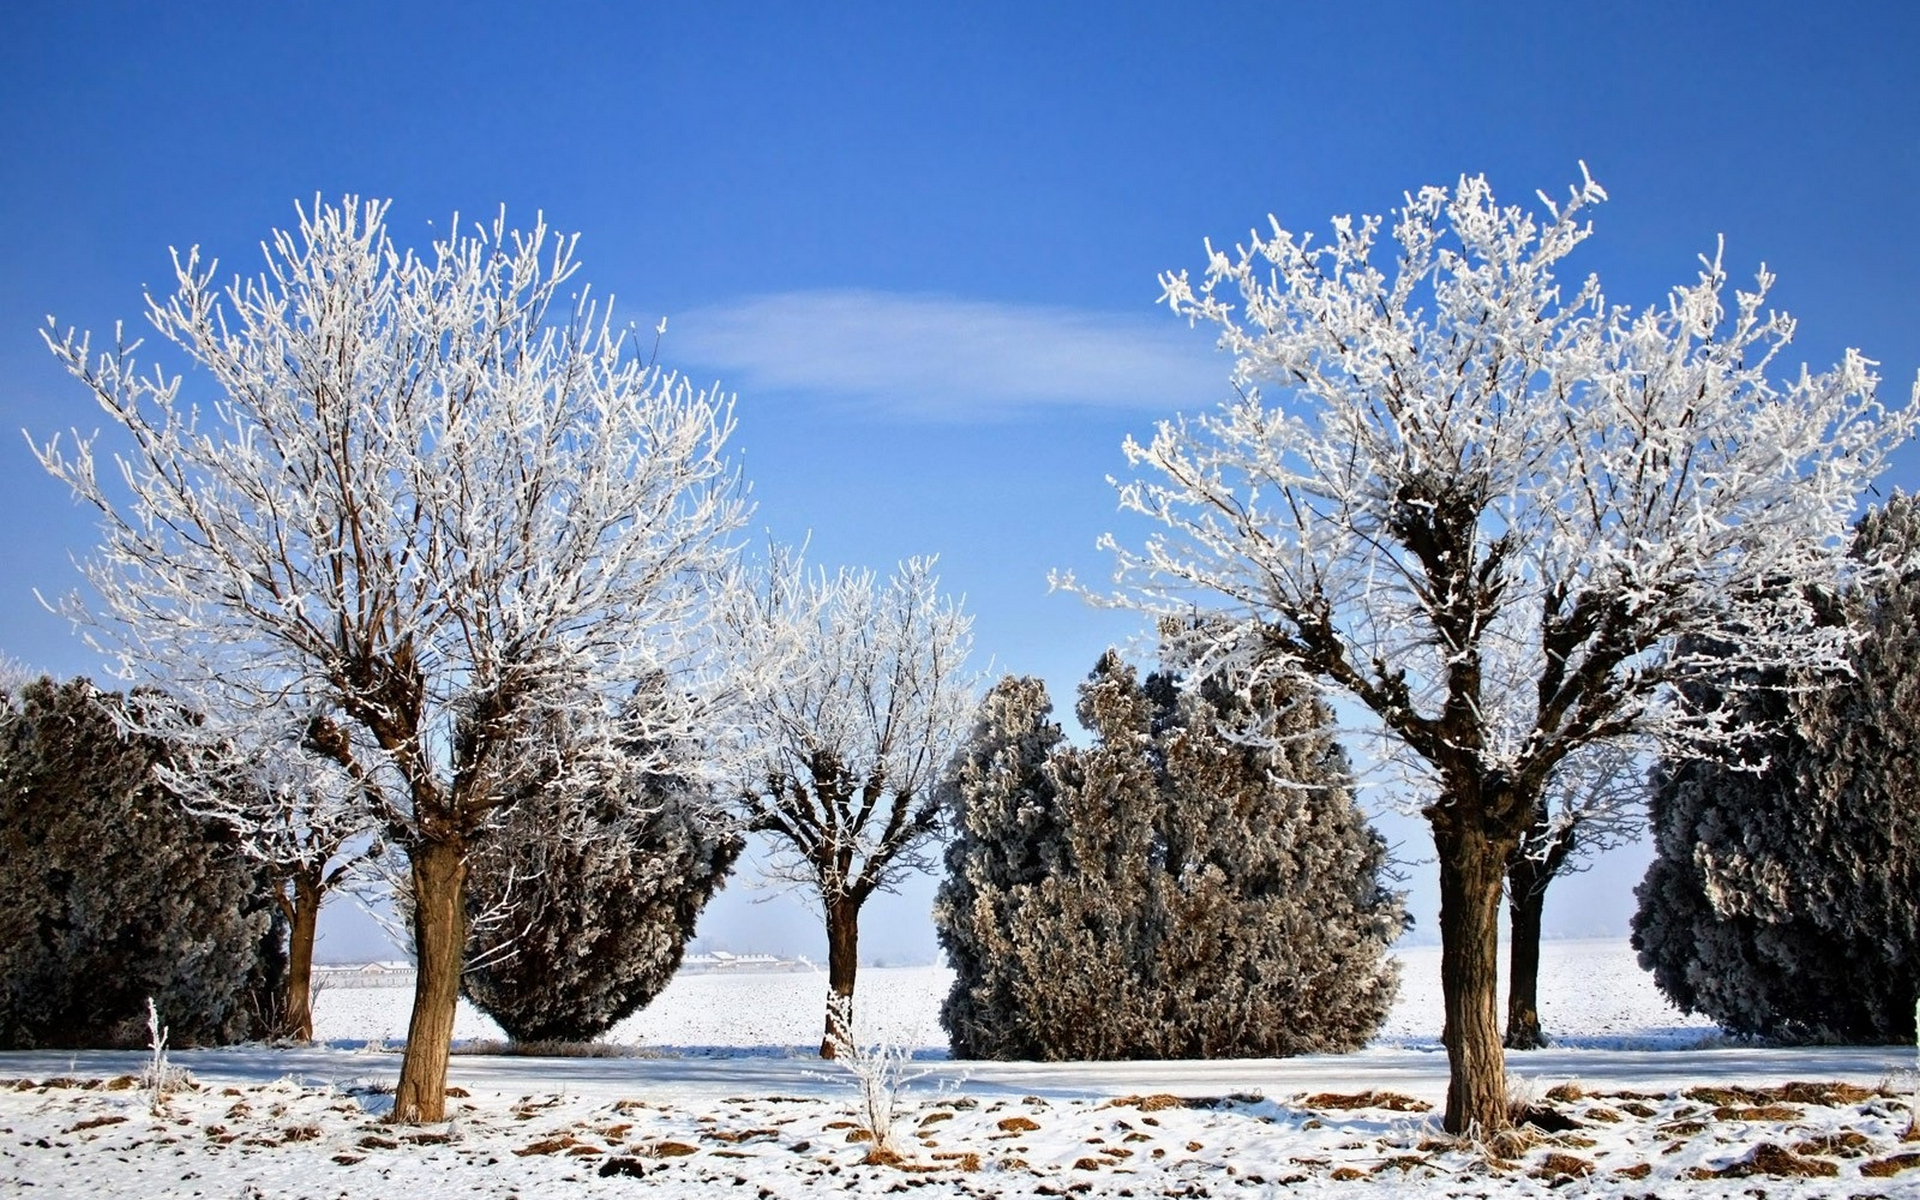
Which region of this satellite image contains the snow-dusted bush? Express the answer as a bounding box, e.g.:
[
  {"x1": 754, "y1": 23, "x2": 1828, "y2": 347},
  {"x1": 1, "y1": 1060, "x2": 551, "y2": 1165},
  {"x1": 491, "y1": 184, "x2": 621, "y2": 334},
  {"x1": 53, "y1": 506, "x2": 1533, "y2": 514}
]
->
[
  {"x1": 1634, "y1": 495, "x2": 1920, "y2": 1044},
  {"x1": 460, "y1": 708, "x2": 742, "y2": 1043},
  {"x1": 936, "y1": 651, "x2": 1405, "y2": 1060},
  {"x1": 0, "y1": 678, "x2": 284, "y2": 1049}
]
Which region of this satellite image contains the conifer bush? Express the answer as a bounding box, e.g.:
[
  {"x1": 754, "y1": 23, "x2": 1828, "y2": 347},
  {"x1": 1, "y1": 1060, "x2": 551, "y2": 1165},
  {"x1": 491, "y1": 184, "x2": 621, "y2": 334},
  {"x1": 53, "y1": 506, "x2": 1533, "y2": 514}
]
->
[
  {"x1": 0, "y1": 677, "x2": 284, "y2": 1049},
  {"x1": 936, "y1": 651, "x2": 1405, "y2": 1060},
  {"x1": 459, "y1": 709, "x2": 742, "y2": 1044},
  {"x1": 1633, "y1": 495, "x2": 1920, "y2": 1044}
]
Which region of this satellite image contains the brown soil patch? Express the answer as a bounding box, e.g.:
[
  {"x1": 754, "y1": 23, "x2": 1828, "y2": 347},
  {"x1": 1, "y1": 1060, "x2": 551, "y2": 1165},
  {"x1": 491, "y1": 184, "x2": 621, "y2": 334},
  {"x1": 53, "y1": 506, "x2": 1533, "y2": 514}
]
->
[
  {"x1": 997, "y1": 1115, "x2": 1042, "y2": 1133},
  {"x1": 1515, "y1": 1104, "x2": 1582, "y2": 1132}
]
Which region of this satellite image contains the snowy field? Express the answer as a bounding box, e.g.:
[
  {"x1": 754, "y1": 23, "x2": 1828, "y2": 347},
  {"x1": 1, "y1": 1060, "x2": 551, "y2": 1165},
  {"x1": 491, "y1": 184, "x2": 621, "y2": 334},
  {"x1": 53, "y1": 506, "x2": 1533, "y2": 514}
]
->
[{"x1": 4, "y1": 939, "x2": 1917, "y2": 1197}]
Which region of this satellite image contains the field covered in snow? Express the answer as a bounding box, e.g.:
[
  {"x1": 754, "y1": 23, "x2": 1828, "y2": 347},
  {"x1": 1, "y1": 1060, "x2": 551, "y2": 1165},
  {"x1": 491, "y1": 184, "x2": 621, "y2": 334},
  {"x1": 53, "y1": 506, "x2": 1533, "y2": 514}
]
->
[{"x1": 4, "y1": 939, "x2": 1918, "y2": 1197}]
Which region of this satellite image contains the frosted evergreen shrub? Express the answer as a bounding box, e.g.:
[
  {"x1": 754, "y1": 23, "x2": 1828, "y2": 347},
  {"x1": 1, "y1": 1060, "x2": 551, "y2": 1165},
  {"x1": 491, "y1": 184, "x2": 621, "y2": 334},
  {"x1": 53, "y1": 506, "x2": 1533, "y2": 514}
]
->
[
  {"x1": 936, "y1": 652, "x2": 1405, "y2": 1060},
  {"x1": 1633, "y1": 495, "x2": 1920, "y2": 1044},
  {"x1": 0, "y1": 677, "x2": 284, "y2": 1049},
  {"x1": 460, "y1": 721, "x2": 741, "y2": 1044}
]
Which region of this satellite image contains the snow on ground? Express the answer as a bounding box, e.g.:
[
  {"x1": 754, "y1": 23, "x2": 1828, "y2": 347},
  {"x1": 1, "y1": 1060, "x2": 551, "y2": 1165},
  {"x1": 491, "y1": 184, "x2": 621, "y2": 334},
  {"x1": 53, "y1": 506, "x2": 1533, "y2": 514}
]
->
[{"x1": 4, "y1": 939, "x2": 1917, "y2": 1197}]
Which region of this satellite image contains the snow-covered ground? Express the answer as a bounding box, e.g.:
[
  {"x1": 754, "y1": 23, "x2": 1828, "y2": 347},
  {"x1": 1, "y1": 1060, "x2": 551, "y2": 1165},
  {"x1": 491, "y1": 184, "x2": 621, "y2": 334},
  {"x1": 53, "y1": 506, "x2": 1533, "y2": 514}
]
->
[{"x1": 4, "y1": 939, "x2": 1916, "y2": 1197}]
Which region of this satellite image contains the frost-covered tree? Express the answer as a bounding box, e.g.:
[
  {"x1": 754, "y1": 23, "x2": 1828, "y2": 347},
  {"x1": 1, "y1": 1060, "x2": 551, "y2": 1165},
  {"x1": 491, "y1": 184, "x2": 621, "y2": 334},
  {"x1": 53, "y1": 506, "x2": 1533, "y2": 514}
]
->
[
  {"x1": 461, "y1": 691, "x2": 742, "y2": 1043},
  {"x1": 936, "y1": 651, "x2": 1404, "y2": 1060},
  {"x1": 0, "y1": 677, "x2": 284, "y2": 1049},
  {"x1": 1634, "y1": 495, "x2": 1920, "y2": 1043},
  {"x1": 1066, "y1": 171, "x2": 1915, "y2": 1129},
  {"x1": 724, "y1": 551, "x2": 979, "y2": 1057},
  {"x1": 36, "y1": 199, "x2": 747, "y2": 1120}
]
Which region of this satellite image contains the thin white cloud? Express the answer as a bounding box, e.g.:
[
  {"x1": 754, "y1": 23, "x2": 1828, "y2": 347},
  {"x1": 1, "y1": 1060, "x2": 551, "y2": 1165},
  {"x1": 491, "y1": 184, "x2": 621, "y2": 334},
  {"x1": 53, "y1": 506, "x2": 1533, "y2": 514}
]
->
[{"x1": 665, "y1": 290, "x2": 1226, "y2": 420}]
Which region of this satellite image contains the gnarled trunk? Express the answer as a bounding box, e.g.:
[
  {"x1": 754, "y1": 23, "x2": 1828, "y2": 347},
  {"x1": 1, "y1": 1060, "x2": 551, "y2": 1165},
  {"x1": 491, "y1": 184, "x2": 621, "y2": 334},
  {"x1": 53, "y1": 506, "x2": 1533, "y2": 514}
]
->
[
  {"x1": 391, "y1": 839, "x2": 467, "y2": 1123},
  {"x1": 819, "y1": 893, "x2": 861, "y2": 1058},
  {"x1": 284, "y1": 869, "x2": 322, "y2": 1043},
  {"x1": 1433, "y1": 817, "x2": 1516, "y2": 1135}
]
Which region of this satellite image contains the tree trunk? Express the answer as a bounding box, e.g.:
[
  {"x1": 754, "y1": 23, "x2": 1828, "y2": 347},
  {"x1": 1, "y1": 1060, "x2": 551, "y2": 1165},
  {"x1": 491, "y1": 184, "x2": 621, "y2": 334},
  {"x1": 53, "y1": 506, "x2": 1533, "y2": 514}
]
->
[
  {"x1": 391, "y1": 839, "x2": 467, "y2": 1124},
  {"x1": 1504, "y1": 863, "x2": 1547, "y2": 1051},
  {"x1": 820, "y1": 893, "x2": 861, "y2": 1059},
  {"x1": 1504, "y1": 819, "x2": 1576, "y2": 1051},
  {"x1": 284, "y1": 869, "x2": 322, "y2": 1044},
  {"x1": 1503, "y1": 860, "x2": 1548, "y2": 1051},
  {"x1": 1433, "y1": 818, "x2": 1516, "y2": 1135}
]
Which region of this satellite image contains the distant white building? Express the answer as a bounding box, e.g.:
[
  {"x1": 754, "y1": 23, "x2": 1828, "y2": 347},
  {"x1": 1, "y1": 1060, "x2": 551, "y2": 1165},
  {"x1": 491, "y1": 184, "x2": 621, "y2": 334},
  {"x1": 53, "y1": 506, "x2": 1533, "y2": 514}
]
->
[{"x1": 680, "y1": 951, "x2": 813, "y2": 974}]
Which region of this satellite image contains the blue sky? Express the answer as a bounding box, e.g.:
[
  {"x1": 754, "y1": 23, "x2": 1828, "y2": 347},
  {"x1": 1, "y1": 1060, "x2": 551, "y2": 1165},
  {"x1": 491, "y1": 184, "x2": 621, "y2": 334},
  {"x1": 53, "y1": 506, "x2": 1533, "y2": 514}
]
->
[{"x1": 4, "y1": 1, "x2": 1917, "y2": 963}]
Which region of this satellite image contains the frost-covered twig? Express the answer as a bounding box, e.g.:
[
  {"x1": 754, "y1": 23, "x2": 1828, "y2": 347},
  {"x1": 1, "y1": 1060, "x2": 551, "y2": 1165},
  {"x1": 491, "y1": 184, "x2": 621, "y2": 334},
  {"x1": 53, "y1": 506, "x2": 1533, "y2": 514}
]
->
[
  {"x1": 141, "y1": 998, "x2": 191, "y2": 1115},
  {"x1": 820, "y1": 993, "x2": 930, "y2": 1163}
]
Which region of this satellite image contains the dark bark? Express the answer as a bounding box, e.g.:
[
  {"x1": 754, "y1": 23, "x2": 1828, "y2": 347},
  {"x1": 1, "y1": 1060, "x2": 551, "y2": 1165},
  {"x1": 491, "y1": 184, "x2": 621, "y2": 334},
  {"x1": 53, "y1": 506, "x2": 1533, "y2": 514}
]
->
[
  {"x1": 1503, "y1": 864, "x2": 1547, "y2": 1051},
  {"x1": 1433, "y1": 815, "x2": 1518, "y2": 1135},
  {"x1": 392, "y1": 838, "x2": 467, "y2": 1123},
  {"x1": 820, "y1": 893, "x2": 862, "y2": 1059},
  {"x1": 283, "y1": 869, "x2": 323, "y2": 1043},
  {"x1": 1503, "y1": 820, "x2": 1576, "y2": 1051}
]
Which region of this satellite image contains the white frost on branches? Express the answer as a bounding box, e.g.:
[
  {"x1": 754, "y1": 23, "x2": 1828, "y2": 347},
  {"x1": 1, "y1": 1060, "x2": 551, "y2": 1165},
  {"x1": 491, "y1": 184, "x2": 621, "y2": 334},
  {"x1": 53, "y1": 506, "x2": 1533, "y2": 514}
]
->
[
  {"x1": 1067, "y1": 168, "x2": 1916, "y2": 794},
  {"x1": 722, "y1": 549, "x2": 981, "y2": 899},
  {"x1": 35, "y1": 195, "x2": 750, "y2": 1116},
  {"x1": 36, "y1": 196, "x2": 749, "y2": 831}
]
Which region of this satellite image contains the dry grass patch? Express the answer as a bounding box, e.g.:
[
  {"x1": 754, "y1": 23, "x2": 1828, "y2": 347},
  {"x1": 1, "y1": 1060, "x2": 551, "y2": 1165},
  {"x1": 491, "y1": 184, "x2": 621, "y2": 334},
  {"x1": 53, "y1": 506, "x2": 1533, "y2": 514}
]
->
[
  {"x1": 1685, "y1": 1081, "x2": 1878, "y2": 1108},
  {"x1": 1302, "y1": 1090, "x2": 1431, "y2": 1112},
  {"x1": 514, "y1": 1133, "x2": 585, "y2": 1156},
  {"x1": 1712, "y1": 1103, "x2": 1802, "y2": 1121},
  {"x1": 1862, "y1": 1152, "x2": 1920, "y2": 1177},
  {"x1": 1682, "y1": 1142, "x2": 1838, "y2": 1179},
  {"x1": 66, "y1": 1115, "x2": 129, "y2": 1133},
  {"x1": 1791, "y1": 1130, "x2": 1871, "y2": 1158},
  {"x1": 1530, "y1": 1152, "x2": 1594, "y2": 1180}
]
